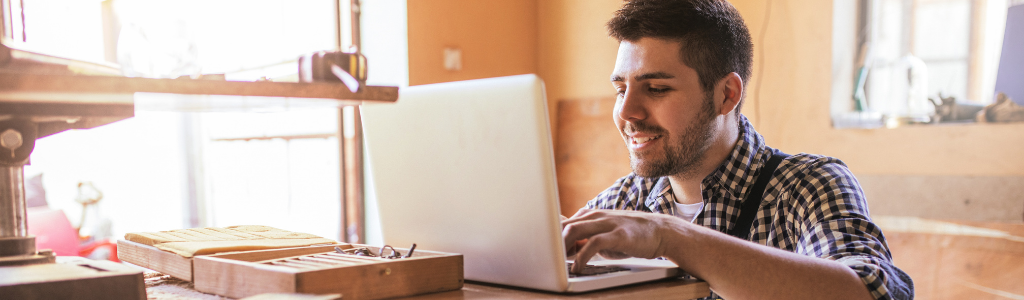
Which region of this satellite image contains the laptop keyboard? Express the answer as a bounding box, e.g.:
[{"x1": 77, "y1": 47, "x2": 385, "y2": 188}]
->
[{"x1": 566, "y1": 263, "x2": 631, "y2": 278}]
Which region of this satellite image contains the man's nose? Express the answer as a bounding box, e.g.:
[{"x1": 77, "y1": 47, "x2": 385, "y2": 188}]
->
[{"x1": 616, "y1": 88, "x2": 647, "y2": 122}]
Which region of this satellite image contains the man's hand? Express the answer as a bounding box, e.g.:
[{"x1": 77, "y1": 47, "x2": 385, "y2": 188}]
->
[{"x1": 561, "y1": 208, "x2": 684, "y2": 274}]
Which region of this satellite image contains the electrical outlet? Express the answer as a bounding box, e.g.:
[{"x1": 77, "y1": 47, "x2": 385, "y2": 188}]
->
[{"x1": 443, "y1": 47, "x2": 462, "y2": 71}]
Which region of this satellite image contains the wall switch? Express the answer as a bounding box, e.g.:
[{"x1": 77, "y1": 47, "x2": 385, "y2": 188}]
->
[{"x1": 443, "y1": 47, "x2": 462, "y2": 71}]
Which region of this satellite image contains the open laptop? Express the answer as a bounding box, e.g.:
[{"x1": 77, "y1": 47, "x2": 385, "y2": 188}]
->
[{"x1": 361, "y1": 74, "x2": 680, "y2": 293}]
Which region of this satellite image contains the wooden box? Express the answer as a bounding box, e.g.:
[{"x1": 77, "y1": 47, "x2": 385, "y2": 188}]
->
[{"x1": 193, "y1": 244, "x2": 464, "y2": 299}]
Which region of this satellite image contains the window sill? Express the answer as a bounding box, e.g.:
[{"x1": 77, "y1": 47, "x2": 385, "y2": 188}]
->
[{"x1": 830, "y1": 111, "x2": 1016, "y2": 129}]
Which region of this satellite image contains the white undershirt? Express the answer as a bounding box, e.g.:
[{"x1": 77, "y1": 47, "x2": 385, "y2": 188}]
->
[{"x1": 673, "y1": 201, "x2": 705, "y2": 223}]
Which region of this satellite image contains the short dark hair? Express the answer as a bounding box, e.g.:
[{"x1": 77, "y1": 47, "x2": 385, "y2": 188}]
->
[{"x1": 608, "y1": 0, "x2": 753, "y2": 112}]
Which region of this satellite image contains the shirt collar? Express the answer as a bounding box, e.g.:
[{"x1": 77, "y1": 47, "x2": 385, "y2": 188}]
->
[
  {"x1": 644, "y1": 177, "x2": 674, "y2": 214},
  {"x1": 702, "y1": 115, "x2": 770, "y2": 199}
]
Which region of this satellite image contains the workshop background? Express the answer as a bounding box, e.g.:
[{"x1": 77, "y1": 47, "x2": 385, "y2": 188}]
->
[{"x1": 19, "y1": 0, "x2": 1024, "y2": 299}]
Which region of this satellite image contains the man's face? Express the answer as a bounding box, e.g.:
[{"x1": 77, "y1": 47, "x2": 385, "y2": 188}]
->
[{"x1": 611, "y1": 38, "x2": 718, "y2": 178}]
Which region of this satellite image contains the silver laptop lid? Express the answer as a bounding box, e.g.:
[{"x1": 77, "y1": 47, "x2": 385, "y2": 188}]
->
[{"x1": 362, "y1": 74, "x2": 569, "y2": 291}]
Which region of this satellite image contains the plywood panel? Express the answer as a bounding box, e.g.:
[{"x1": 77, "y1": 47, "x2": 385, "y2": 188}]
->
[
  {"x1": 554, "y1": 97, "x2": 630, "y2": 215},
  {"x1": 936, "y1": 247, "x2": 1024, "y2": 299},
  {"x1": 881, "y1": 218, "x2": 1024, "y2": 300},
  {"x1": 861, "y1": 175, "x2": 1024, "y2": 222}
]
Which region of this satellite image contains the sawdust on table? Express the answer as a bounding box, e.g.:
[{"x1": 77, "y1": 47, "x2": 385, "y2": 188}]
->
[{"x1": 144, "y1": 272, "x2": 232, "y2": 300}]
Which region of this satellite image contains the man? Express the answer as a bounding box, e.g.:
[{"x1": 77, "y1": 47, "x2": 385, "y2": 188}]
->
[{"x1": 559, "y1": 1, "x2": 914, "y2": 299}]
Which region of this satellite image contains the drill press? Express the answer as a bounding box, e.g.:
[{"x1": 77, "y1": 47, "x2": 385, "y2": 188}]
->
[
  {"x1": 0, "y1": 38, "x2": 145, "y2": 298},
  {"x1": 0, "y1": 119, "x2": 54, "y2": 266}
]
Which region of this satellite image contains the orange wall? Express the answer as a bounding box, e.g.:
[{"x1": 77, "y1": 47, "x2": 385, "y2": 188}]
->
[
  {"x1": 536, "y1": 0, "x2": 623, "y2": 133},
  {"x1": 406, "y1": 0, "x2": 538, "y2": 86}
]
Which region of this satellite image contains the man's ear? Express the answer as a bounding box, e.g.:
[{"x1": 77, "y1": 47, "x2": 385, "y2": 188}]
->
[{"x1": 715, "y1": 72, "x2": 744, "y2": 116}]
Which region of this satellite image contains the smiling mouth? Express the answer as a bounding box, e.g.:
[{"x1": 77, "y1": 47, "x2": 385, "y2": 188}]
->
[{"x1": 631, "y1": 135, "x2": 661, "y2": 144}]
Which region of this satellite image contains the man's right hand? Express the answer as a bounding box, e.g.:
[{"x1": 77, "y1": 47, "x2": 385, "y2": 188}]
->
[{"x1": 561, "y1": 208, "x2": 685, "y2": 274}]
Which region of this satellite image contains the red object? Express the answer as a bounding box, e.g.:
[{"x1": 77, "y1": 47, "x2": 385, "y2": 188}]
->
[
  {"x1": 26, "y1": 207, "x2": 80, "y2": 256},
  {"x1": 79, "y1": 240, "x2": 119, "y2": 262}
]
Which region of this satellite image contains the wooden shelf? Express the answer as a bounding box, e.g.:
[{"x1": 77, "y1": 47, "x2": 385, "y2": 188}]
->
[
  {"x1": 0, "y1": 72, "x2": 397, "y2": 136},
  {"x1": 1, "y1": 43, "x2": 398, "y2": 113},
  {"x1": 0, "y1": 42, "x2": 397, "y2": 135},
  {"x1": 0, "y1": 72, "x2": 398, "y2": 108}
]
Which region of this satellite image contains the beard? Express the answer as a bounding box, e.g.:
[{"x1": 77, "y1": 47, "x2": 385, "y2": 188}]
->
[{"x1": 626, "y1": 95, "x2": 718, "y2": 179}]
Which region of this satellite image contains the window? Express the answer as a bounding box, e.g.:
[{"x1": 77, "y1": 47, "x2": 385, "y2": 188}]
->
[
  {"x1": 831, "y1": 0, "x2": 1021, "y2": 128},
  {"x1": 18, "y1": 0, "x2": 347, "y2": 240}
]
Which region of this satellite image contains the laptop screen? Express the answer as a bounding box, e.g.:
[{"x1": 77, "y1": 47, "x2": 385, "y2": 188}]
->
[{"x1": 362, "y1": 74, "x2": 571, "y2": 291}]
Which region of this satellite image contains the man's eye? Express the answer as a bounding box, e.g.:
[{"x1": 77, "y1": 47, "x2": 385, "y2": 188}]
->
[{"x1": 649, "y1": 87, "x2": 670, "y2": 94}]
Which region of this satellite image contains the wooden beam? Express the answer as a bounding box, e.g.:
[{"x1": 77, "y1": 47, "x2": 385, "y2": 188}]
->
[{"x1": 0, "y1": 73, "x2": 398, "y2": 104}]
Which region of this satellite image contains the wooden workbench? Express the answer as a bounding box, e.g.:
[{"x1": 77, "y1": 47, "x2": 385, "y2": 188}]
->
[
  {"x1": 144, "y1": 271, "x2": 711, "y2": 300},
  {"x1": 407, "y1": 278, "x2": 711, "y2": 300}
]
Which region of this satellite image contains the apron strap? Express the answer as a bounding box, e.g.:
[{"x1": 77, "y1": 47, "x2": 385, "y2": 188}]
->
[{"x1": 728, "y1": 149, "x2": 789, "y2": 240}]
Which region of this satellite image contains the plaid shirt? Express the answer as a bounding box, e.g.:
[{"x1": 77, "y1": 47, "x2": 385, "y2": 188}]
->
[{"x1": 586, "y1": 116, "x2": 913, "y2": 300}]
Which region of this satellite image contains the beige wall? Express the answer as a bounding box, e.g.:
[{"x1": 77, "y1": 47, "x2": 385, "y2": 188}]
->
[
  {"x1": 406, "y1": 0, "x2": 538, "y2": 86},
  {"x1": 735, "y1": 0, "x2": 1024, "y2": 177}
]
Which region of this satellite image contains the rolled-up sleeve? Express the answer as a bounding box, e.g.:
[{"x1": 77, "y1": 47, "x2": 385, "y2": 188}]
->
[{"x1": 789, "y1": 160, "x2": 914, "y2": 300}]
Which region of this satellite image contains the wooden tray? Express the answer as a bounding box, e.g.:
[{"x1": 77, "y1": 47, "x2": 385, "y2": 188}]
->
[
  {"x1": 117, "y1": 239, "x2": 351, "y2": 282},
  {"x1": 193, "y1": 244, "x2": 463, "y2": 299}
]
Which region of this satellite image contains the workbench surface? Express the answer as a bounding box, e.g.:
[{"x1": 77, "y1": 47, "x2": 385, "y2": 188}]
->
[{"x1": 144, "y1": 271, "x2": 711, "y2": 300}]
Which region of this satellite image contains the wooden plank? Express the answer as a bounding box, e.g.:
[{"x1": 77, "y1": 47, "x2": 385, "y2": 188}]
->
[
  {"x1": 204, "y1": 245, "x2": 351, "y2": 263},
  {"x1": 0, "y1": 43, "x2": 123, "y2": 76},
  {"x1": 117, "y1": 240, "x2": 193, "y2": 281},
  {"x1": 0, "y1": 259, "x2": 145, "y2": 300},
  {"x1": 0, "y1": 73, "x2": 398, "y2": 104}
]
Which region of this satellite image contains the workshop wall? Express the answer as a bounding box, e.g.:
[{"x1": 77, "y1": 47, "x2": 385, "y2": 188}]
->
[
  {"x1": 402, "y1": 1, "x2": 1024, "y2": 297},
  {"x1": 403, "y1": 0, "x2": 1023, "y2": 222},
  {"x1": 538, "y1": 2, "x2": 1024, "y2": 296},
  {"x1": 406, "y1": 0, "x2": 538, "y2": 86},
  {"x1": 540, "y1": 0, "x2": 1024, "y2": 222},
  {"x1": 733, "y1": 0, "x2": 1024, "y2": 222},
  {"x1": 737, "y1": 0, "x2": 1024, "y2": 178},
  {"x1": 536, "y1": 0, "x2": 623, "y2": 140},
  {"x1": 405, "y1": 0, "x2": 619, "y2": 140}
]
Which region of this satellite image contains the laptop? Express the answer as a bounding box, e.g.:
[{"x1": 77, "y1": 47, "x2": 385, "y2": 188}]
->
[{"x1": 361, "y1": 74, "x2": 680, "y2": 293}]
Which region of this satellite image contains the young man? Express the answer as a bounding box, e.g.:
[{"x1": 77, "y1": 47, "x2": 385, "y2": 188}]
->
[{"x1": 559, "y1": 1, "x2": 913, "y2": 299}]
